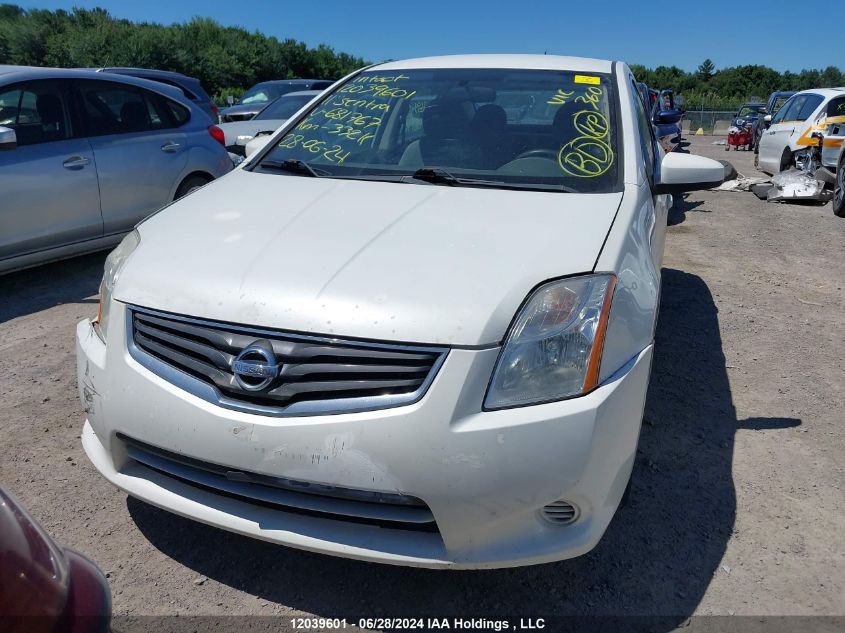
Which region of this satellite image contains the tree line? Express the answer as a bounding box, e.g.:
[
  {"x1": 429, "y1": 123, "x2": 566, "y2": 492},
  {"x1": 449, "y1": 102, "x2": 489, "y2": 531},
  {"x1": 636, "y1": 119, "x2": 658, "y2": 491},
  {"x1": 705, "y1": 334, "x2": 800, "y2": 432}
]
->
[
  {"x1": 0, "y1": 4, "x2": 369, "y2": 101},
  {"x1": 1, "y1": 6, "x2": 842, "y2": 110},
  {"x1": 631, "y1": 59, "x2": 845, "y2": 110}
]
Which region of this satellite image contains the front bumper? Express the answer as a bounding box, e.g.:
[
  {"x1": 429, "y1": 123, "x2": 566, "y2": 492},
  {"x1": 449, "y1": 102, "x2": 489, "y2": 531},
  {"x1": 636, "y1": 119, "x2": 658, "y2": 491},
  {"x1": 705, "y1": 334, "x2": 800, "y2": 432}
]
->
[{"x1": 77, "y1": 304, "x2": 653, "y2": 569}]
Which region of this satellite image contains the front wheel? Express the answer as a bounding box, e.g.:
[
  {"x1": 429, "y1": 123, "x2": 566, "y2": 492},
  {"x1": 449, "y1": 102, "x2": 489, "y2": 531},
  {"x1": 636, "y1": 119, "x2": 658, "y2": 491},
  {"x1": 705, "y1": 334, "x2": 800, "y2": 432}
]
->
[
  {"x1": 174, "y1": 174, "x2": 211, "y2": 200},
  {"x1": 779, "y1": 149, "x2": 793, "y2": 173},
  {"x1": 833, "y1": 156, "x2": 845, "y2": 218}
]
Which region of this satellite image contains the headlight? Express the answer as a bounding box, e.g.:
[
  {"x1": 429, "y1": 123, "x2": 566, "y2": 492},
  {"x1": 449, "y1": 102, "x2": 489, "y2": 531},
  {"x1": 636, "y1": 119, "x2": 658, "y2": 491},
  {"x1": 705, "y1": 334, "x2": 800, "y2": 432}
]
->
[
  {"x1": 484, "y1": 273, "x2": 616, "y2": 410},
  {"x1": 95, "y1": 230, "x2": 140, "y2": 342}
]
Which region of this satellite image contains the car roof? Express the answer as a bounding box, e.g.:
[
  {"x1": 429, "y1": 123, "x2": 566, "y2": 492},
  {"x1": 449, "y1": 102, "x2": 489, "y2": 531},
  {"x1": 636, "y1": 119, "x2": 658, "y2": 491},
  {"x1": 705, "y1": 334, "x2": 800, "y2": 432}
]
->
[
  {"x1": 94, "y1": 67, "x2": 194, "y2": 80},
  {"x1": 793, "y1": 87, "x2": 845, "y2": 98},
  {"x1": 280, "y1": 90, "x2": 324, "y2": 98},
  {"x1": 0, "y1": 65, "x2": 190, "y2": 103},
  {"x1": 373, "y1": 54, "x2": 614, "y2": 74},
  {"x1": 254, "y1": 79, "x2": 328, "y2": 86}
]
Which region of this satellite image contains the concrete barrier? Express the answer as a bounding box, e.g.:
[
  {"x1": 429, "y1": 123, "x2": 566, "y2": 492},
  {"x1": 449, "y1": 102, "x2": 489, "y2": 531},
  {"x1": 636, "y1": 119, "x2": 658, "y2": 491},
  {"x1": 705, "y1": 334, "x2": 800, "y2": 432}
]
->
[
  {"x1": 682, "y1": 120, "x2": 691, "y2": 134},
  {"x1": 712, "y1": 119, "x2": 732, "y2": 136}
]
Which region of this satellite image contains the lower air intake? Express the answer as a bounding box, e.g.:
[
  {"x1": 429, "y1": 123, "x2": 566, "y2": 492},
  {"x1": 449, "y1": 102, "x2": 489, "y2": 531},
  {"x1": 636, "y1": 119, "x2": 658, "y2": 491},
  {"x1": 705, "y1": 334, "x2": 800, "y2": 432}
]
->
[{"x1": 540, "y1": 500, "x2": 579, "y2": 525}]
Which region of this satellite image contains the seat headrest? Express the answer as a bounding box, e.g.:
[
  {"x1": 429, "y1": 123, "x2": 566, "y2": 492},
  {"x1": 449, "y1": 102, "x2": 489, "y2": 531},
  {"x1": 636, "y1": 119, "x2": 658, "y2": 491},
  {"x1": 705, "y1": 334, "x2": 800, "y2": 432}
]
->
[
  {"x1": 36, "y1": 94, "x2": 63, "y2": 125},
  {"x1": 472, "y1": 104, "x2": 507, "y2": 133},
  {"x1": 423, "y1": 101, "x2": 470, "y2": 139},
  {"x1": 120, "y1": 101, "x2": 150, "y2": 132}
]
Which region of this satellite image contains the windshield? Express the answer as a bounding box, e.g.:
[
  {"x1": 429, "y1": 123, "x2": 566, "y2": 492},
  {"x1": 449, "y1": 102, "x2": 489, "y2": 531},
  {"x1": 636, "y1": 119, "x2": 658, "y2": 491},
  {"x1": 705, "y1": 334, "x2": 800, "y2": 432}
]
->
[
  {"x1": 241, "y1": 84, "x2": 282, "y2": 105},
  {"x1": 256, "y1": 68, "x2": 620, "y2": 193},
  {"x1": 256, "y1": 94, "x2": 315, "y2": 120},
  {"x1": 737, "y1": 106, "x2": 763, "y2": 117}
]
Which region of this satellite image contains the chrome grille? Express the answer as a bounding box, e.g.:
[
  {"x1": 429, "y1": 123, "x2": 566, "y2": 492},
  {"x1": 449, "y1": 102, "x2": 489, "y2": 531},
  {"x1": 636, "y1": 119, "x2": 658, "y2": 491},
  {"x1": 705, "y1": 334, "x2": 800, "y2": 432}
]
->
[
  {"x1": 127, "y1": 307, "x2": 447, "y2": 416},
  {"x1": 119, "y1": 434, "x2": 438, "y2": 532}
]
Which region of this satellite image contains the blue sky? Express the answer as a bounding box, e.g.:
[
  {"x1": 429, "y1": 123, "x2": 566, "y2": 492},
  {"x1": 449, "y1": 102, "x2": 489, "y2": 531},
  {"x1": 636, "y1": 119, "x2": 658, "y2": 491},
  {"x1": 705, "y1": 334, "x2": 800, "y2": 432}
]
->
[{"x1": 13, "y1": 0, "x2": 844, "y2": 72}]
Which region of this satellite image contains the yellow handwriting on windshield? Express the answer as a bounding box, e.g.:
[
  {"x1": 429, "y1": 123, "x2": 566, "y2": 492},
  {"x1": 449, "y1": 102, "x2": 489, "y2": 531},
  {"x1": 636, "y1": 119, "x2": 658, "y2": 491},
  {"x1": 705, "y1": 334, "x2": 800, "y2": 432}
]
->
[
  {"x1": 547, "y1": 89, "x2": 574, "y2": 105},
  {"x1": 278, "y1": 74, "x2": 414, "y2": 163},
  {"x1": 574, "y1": 86, "x2": 603, "y2": 112},
  {"x1": 558, "y1": 85, "x2": 614, "y2": 177}
]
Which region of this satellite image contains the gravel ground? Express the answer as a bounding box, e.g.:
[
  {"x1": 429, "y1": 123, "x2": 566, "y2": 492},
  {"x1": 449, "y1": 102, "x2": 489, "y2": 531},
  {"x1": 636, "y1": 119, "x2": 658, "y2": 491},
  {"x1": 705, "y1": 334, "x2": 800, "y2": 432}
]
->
[{"x1": 1, "y1": 136, "x2": 843, "y2": 631}]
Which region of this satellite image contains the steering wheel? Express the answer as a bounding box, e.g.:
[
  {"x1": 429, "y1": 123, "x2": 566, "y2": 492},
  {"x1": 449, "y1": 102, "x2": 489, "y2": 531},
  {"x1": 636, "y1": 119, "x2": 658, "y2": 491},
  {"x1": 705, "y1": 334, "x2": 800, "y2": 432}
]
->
[{"x1": 513, "y1": 148, "x2": 559, "y2": 161}]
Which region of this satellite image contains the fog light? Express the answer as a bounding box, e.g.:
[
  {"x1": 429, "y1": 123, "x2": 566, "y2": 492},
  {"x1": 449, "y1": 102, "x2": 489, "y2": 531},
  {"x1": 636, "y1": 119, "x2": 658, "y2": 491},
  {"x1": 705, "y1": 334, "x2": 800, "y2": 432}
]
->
[{"x1": 540, "y1": 500, "x2": 579, "y2": 525}]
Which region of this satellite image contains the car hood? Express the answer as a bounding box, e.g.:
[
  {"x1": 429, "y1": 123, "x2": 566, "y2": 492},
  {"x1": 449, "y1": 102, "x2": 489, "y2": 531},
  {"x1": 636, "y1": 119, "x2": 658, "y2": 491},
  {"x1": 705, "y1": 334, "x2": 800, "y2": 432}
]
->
[
  {"x1": 117, "y1": 170, "x2": 622, "y2": 346},
  {"x1": 218, "y1": 119, "x2": 287, "y2": 145}
]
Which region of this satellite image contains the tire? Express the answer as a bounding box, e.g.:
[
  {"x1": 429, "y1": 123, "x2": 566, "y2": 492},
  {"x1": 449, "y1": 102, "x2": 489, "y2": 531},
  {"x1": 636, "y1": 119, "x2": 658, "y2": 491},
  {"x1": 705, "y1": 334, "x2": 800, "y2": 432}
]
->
[
  {"x1": 174, "y1": 174, "x2": 211, "y2": 200},
  {"x1": 833, "y1": 156, "x2": 845, "y2": 218},
  {"x1": 779, "y1": 149, "x2": 793, "y2": 173}
]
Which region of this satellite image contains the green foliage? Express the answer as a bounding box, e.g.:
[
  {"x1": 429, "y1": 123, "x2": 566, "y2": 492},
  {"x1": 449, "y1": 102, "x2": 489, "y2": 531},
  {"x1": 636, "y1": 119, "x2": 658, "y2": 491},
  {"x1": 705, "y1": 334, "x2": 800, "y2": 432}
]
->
[
  {"x1": 0, "y1": 4, "x2": 368, "y2": 95},
  {"x1": 212, "y1": 86, "x2": 245, "y2": 105},
  {"x1": 634, "y1": 59, "x2": 844, "y2": 110},
  {"x1": 696, "y1": 58, "x2": 714, "y2": 81}
]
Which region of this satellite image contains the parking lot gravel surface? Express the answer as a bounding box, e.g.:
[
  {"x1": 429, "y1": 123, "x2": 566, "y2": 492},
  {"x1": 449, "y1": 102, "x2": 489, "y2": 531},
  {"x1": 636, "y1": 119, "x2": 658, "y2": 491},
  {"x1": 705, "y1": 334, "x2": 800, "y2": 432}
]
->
[{"x1": 1, "y1": 136, "x2": 843, "y2": 630}]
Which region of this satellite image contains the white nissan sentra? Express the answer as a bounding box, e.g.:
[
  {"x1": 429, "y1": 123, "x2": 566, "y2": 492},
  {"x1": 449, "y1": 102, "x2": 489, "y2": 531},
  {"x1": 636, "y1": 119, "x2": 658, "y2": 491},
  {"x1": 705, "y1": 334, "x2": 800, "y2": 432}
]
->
[{"x1": 76, "y1": 55, "x2": 723, "y2": 568}]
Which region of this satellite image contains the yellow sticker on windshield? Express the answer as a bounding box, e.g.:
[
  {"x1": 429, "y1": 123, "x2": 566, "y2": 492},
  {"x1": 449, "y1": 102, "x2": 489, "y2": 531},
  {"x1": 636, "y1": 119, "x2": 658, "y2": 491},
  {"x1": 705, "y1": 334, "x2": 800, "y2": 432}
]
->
[{"x1": 574, "y1": 75, "x2": 601, "y2": 85}]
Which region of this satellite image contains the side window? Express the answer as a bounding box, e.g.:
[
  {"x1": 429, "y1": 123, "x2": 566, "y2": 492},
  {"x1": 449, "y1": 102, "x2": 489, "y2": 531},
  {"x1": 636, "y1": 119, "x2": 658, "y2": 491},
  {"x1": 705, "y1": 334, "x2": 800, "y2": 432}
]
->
[
  {"x1": 631, "y1": 78, "x2": 656, "y2": 182},
  {"x1": 797, "y1": 94, "x2": 823, "y2": 121},
  {"x1": 0, "y1": 88, "x2": 22, "y2": 126},
  {"x1": 0, "y1": 81, "x2": 70, "y2": 146},
  {"x1": 77, "y1": 81, "x2": 170, "y2": 136},
  {"x1": 771, "y1": 96, "x2": 796, "y2": 124},
  {"x1": 161, "y1": 97, "x2": 190, "y2": 126},
  {"x1": 828, "y1": 96, "x2": 845, "y2": 118},
  {"x1": 777, "y1": 95, "x2": 807, "y2": 123}
]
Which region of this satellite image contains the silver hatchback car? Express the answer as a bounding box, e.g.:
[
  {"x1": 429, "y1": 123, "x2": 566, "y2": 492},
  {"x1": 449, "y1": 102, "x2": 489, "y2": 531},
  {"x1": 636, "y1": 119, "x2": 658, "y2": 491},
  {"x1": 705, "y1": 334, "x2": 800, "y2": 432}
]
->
[{"x1": 0, "y1": 66, "x2": 232, "y2": 274}]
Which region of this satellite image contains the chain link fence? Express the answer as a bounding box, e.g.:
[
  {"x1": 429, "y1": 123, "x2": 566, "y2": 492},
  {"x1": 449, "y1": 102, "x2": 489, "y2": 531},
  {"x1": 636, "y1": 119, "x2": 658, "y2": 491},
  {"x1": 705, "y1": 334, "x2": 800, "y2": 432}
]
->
[{"x1": 683, "y1": 110, "x2": 736, "y2": 135}]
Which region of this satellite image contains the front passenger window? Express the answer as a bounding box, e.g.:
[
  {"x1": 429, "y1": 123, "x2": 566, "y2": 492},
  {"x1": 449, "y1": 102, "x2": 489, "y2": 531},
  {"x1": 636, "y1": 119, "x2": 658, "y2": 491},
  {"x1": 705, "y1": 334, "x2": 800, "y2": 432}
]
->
[
  {"x1": 0, "y1": 82, "x2": 70, "y2": 146},
  {"x1": 631, "y1": 78, "x2": 656, "y2": 182},
  {"x1": 771, "y1": 97, "x2": 795, "y2": 124},
  {"x1": 777, "y1": 96, "x2": 807, "y2": 123}
]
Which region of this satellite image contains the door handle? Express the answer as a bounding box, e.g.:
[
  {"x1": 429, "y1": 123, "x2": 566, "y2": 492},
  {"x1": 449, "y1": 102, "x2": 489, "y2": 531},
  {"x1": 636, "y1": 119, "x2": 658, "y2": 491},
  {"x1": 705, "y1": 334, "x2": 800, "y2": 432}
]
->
[
  {"x1": 160, "y1": 141, "x2": 181, "y2": 153},
  {"x1": 62, "y1": 156, "x2": 90, "y2": 169}
]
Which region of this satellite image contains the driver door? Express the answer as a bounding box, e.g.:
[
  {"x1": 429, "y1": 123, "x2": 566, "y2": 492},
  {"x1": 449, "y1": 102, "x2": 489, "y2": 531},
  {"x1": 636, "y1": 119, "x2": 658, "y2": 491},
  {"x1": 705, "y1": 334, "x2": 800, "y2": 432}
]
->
[{"x1": 0, "y1": 79, "x2": 102, "y2": 262}]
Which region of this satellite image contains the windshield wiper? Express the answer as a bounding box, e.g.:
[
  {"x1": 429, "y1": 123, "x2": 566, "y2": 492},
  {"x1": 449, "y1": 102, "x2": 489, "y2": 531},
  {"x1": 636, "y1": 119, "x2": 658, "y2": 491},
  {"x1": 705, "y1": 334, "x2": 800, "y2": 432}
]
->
[
  {"x1": 409, "y1": 167, "x2": 461, "y2": 185},
  {"x1": 407, "y1": 167, "x2": 579, "y2": 193},
  {"x1": 258, "y1": 159, "x2": 328, "y2": 177}
]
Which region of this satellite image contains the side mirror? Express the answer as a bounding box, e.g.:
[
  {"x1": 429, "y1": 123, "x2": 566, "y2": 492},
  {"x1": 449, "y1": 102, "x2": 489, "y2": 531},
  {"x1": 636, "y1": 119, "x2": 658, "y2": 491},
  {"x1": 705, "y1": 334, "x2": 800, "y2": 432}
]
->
[
  {"x1": 763, "y1": 114, "x2": 772, "y2": 123},
  {"x1": 655, "y1": 109, "x2": 683, "y2": 125},
  {"x1": 654, "y1": 152, "x2": 724, "y2": 195},
  {"x1": 0, "y1": 126, "x2": 16, "y2": 151},
  {"x1": 244, "y1": 135, "x2": 273, "y2": 158}
]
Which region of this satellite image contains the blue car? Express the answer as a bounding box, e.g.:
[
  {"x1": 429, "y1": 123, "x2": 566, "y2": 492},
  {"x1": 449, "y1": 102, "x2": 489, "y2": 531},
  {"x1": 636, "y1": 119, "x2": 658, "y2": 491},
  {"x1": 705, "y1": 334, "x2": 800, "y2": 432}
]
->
[
  {"x1": 0, "y1": 65, "x2": 232, "y2": 273},
  {"x1": 636, "y1": 83, "x2": 684, "y2": 152}
]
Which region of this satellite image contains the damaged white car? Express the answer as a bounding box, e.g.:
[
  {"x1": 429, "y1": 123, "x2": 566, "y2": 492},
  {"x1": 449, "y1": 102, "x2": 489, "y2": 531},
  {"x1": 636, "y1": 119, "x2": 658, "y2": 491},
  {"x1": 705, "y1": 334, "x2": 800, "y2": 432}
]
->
[
  {"x1": 76, "y1": 54, "x2": 723, "y2": 568},
  {"x1": 757, "y1": 87, "x2": 845, "y2": 176}
]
